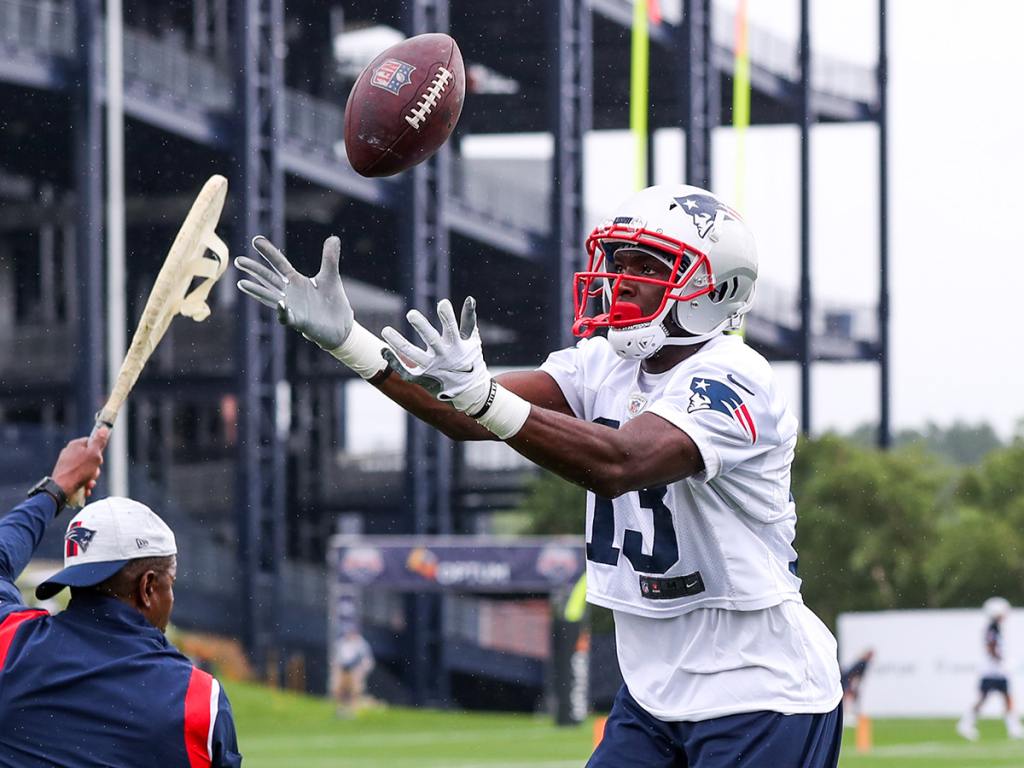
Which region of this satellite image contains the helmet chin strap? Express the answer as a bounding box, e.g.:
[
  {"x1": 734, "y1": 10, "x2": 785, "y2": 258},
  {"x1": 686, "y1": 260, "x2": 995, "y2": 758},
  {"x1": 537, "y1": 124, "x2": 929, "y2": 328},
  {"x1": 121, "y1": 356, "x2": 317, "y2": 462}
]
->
[
  {"x1": 607, "y1": 307, "x2": 735, "y2": 359},
  {"x1": 660, "y1": 329, "x2": 723, "y2": 346}
]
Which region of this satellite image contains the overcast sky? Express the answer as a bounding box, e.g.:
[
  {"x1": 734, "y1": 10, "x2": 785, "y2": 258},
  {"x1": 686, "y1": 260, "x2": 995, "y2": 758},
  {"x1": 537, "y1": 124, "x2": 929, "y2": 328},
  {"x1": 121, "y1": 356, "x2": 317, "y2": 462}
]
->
[
  {"x1": 541, "y1": 0, "x2": 1023, "y2": 438},
  {"x1": 348, "y1": 0, "x2": 1024, "y2": 450},
  {"x1": 706, "y1": 0, "x2": 1024, "y2": 438}
]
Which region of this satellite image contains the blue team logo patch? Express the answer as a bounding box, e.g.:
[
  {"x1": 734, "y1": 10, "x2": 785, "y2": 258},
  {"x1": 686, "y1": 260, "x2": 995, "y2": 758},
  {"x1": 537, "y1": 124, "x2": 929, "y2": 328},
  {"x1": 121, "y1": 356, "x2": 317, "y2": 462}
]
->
[
  {"x1": 670, "y1": 194, "x2": 738, "y2": 239},
  {"x1": 687, "y1": 377, "x2": 757, "y2": 443},
  {"x1": 65, "y1": 525, "x2": 96, "y2": 554},
  {"x1": 370, "y1": 58, "x2": 416, "y2": 95}
]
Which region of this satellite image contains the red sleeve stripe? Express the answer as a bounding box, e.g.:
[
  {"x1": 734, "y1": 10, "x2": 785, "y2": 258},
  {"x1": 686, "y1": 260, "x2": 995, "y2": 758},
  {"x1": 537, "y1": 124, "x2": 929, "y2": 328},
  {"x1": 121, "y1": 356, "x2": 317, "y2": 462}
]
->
[
  {"x1": 0, "y1": 610, "x2": 47, "y2": 670},
  {"x1": 738, "y1": 403, "x2": 757, "y2": 443},
  {"x1": 184, "y1": 667, "x2": 218, "y2": 768}
]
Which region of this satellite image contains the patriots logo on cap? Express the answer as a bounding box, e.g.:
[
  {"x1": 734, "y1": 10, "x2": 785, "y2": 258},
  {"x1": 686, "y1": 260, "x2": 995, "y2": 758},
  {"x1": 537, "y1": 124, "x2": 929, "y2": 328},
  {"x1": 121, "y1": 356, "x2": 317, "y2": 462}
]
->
[
  {"x1": 687, "y1": 377, "x2": 757, "y2": 443},
  {"x1": 65, "y1": 523, "x2": 97, "y2": 557},
  {"x1": 670, "y1": 194, "x2": 738, "y2": 239},
  {"x1": 370, "y1": 58, "x2": 415, "y2": 95}
]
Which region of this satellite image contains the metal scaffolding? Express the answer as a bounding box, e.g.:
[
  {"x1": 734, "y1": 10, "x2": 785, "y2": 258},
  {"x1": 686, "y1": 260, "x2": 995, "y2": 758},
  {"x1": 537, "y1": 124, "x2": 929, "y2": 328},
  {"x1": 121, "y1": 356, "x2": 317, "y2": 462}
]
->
[
  {"x1": 681, "y1": 0, "x2": 714, "y2": 190},
  {"x1": 401, "y1": 0, "x2": 454, "y2": 707},
  {"x1": 233, "y1": 0, "x2": 287, "y2": 674},
  {"x1": 73, "y1": 0, "x2": 105, "y2": 437},
  {"x1": 0, "y1": 0, "x2": 891, "y2": 694},
  {"x1": 548, "y1": 0, "x2": 592, "y2": 349}
]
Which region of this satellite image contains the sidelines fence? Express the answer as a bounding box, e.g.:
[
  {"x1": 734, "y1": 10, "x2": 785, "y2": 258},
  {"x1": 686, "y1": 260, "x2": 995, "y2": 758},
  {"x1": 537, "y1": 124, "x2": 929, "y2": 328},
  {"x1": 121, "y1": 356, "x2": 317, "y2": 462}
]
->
[
  {"x1": 839, "y1": 608, "x2": 1024, "y2": 718},
  {"x1": 328, "y1": 535, "x2": 590, "y2": 720}
]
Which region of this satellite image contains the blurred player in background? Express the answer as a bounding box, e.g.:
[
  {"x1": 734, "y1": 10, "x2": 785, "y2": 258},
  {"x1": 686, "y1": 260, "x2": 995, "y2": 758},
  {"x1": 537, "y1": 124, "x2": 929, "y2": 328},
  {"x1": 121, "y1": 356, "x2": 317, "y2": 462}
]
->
[
  {"x1": 237, "y1": 183, "x2": 843, "y2": 766},
  {"x1": 0, "y1": 430, "x2": 241, "y2": 767},
  {"x1": 332, "y1": 626, "x2": 375, "y2": 717},
  {"x1": 957, "y1": 597, "x2": 1023, "y2": 741},
  {"x1": 841, "y1": 648, "x2": 874, "y2": 720}
]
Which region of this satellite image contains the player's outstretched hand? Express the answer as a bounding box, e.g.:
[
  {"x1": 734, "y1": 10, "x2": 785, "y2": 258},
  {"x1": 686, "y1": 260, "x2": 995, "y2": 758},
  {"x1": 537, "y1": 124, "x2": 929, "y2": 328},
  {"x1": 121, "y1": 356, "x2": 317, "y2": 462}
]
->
[
  {"x1": 235, "y1": 235, "x2": 354, "y2": 351},
  {"x1": 382, "y1": 297, "x2": 493, "y2": 414},
  {"x1": 51, "y1": 427, "x2": 109, "y2": 501}
]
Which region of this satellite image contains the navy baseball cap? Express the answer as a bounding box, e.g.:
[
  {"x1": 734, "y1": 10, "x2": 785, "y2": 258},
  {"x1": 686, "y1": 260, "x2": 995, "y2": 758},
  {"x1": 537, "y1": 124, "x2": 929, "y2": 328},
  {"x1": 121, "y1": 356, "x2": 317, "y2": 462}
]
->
[{"x1": 36, "y1": 497, "x2": 177, "y2": 600}]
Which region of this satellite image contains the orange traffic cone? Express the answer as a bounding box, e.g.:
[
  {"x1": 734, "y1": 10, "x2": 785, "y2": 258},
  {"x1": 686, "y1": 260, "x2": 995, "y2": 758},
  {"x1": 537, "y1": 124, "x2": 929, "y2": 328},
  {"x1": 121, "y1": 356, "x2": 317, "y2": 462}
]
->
[
  {"x1": 593, "y1": 716, "x2": 608, "y2": 749},
  {"x1": 855, "y1": 714, "x2": 872, "y2": 753}
]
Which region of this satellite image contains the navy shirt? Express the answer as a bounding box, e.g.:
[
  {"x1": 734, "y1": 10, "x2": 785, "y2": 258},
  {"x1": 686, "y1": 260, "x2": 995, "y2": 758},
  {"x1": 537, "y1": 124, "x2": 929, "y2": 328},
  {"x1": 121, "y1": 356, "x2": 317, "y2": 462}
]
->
[
  {"x1": 840, "y1": 659, "x2": 869, "y2": 692},
  {"x1": 0, "y1": 494, "x2": 242, "y2": 767}
]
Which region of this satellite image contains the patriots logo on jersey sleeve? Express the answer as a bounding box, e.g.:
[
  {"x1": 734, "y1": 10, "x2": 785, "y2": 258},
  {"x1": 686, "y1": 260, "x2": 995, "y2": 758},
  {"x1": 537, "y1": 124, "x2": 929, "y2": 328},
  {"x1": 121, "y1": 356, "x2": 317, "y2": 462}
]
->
[{"x1": 687, "y1": 377, "x2": 757, "y2": 443}]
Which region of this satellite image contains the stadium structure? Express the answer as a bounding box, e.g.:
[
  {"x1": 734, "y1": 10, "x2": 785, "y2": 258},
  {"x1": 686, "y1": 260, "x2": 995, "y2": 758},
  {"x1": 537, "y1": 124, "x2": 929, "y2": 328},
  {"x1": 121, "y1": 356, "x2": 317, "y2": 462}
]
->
[{"x1": 0, "y1": 0, "x2": 888, "y2": 708}]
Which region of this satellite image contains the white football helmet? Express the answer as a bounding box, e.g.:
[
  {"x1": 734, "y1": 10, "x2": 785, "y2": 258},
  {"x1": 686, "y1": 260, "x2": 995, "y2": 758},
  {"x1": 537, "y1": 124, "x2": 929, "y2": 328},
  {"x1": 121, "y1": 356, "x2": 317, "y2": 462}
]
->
[
  {"x1": 572, "y1": 184, "x2": 758, "y2": 359},
  {"x1": 985, "y1": 596, "x2": 1011, "y2": 619}
]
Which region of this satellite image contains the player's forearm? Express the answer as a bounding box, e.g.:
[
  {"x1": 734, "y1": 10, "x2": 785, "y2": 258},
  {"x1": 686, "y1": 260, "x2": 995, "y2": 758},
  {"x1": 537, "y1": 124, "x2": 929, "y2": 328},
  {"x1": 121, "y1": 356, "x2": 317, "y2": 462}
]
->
[
  {"x1": 373, "y1": 373, "x2": 498, "y2": 441},
  {"x1": 505, "y1": 408, "x2": 638, "y2": 497}
]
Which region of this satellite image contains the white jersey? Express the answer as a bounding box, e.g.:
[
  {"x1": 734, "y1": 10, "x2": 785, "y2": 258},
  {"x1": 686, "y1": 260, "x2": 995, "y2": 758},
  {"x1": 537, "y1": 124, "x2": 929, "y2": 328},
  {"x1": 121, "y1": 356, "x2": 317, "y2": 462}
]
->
[
  {"x1": 540, "y1": 334, "x2": 841, "y2": 719},
  {"x1": 982, "y1": 620, "x2": 1007, "y2": 678},
  {"x1": 541, "y1": 333, "x2": 802, "y2": 618}
]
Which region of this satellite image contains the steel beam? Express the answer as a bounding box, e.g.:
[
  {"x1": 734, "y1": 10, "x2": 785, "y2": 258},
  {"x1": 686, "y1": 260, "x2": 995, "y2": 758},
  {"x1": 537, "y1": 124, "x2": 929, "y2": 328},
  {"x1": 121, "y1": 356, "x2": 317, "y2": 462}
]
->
[
  {"x1": 401, "y1": 0, "x2": 453, "y2": 708},
  {"x1": 798, "y1": 0, "x2": 813, "y2": 435},
  {"x1": 72, "y1": 0, "x2": 105, "y2": 436},
  {"x1": 548, "y1": 0, "x2": 592, "y2": 348},
  {"x1": 681, "y1": 0, "x2": 713, "y2": 188},
  {"x1": 877, "y1": 0, "x2": 891, "y2": 448},
  {"x1": 233, "y1": 0, "x2": 286, "y2": 677}
]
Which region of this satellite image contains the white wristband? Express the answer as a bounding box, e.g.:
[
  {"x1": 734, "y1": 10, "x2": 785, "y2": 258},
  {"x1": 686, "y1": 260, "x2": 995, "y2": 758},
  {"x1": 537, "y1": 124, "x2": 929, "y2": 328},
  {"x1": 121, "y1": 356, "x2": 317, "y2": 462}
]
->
[
  {"x1": 326, "y1": 323, "x2": 387, "y2": 380},
  {"x1": 470, "y1": 382, "x2": 531, "y2": 440}
]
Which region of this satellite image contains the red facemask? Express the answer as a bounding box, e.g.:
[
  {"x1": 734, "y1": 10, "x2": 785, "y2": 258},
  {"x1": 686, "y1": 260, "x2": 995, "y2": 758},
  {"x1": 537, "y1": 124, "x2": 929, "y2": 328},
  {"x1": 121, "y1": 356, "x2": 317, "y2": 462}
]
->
[{"x1": 572, "y1": 221, "x2": 716, "y2": 338}]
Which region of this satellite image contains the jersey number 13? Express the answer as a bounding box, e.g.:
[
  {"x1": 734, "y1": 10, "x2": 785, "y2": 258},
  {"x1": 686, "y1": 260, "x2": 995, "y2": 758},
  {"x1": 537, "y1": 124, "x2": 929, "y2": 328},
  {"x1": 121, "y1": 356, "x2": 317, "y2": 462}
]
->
[{"x1": 586, "y1": 417, "x2": 680, "y2": 575}]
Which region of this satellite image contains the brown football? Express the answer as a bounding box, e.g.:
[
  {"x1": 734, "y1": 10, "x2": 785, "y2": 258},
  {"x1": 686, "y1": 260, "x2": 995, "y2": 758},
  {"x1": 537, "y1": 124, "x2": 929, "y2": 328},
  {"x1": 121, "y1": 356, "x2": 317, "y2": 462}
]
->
[{"x1": 343, "y1": 33, "x2": 465, "y2": 178}]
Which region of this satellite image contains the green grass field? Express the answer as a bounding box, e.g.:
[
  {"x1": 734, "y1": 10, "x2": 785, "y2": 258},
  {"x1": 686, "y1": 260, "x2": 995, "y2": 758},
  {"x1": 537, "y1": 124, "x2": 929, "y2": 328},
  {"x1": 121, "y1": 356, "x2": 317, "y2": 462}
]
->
[{"x1": 230, "y1": 682, "x2": 1024, "y2": 767}]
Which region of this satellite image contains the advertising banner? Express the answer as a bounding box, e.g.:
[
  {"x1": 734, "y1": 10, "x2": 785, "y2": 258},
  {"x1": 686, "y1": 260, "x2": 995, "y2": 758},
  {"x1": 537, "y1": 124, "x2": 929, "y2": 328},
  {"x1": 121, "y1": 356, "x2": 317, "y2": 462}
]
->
[{"x1": 328, "y1": 536, "x2": 585, "y2": 593}]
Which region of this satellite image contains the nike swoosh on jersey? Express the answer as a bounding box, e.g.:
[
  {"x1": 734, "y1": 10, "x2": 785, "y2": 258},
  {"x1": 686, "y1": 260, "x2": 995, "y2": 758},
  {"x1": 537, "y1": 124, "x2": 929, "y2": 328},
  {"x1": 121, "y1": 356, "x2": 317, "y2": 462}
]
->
[{"x1": 727, "y1": 373, "x2": 755, "y2": 396}]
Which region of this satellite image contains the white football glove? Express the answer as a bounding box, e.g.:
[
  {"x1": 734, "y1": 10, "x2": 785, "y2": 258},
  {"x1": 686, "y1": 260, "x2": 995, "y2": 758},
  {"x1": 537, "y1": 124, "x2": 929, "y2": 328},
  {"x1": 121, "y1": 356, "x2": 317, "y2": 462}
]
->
[
  {"x1": 235, "y1": 235, "x2": 388, "y2": 380},
  {"x1": 381, "y1": 297, "x2": 530, "y2": 439},
  {"x1": 381, "y1": 297, "x2": 490, "y2": 412}
]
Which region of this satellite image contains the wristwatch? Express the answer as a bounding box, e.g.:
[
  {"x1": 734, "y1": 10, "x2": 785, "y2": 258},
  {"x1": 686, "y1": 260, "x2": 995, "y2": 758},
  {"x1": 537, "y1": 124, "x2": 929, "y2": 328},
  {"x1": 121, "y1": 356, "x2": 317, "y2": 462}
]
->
[{"x1": 27, "y1": 476, "x2": 69, "y2": 513}]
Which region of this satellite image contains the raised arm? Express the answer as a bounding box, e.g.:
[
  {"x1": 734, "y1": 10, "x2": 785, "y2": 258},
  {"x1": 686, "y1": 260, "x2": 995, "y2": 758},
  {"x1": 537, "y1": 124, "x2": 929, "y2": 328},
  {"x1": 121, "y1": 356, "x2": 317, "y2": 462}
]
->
[
  {"x1": 0, "y1": 430, "x2": 107, "y2": 607},
  {"x1": 382, "y1": 299, "x2": 703, "y2": 497},
  {"x1": 235, "y1": 236, "x2": 574, "y2": 441}
]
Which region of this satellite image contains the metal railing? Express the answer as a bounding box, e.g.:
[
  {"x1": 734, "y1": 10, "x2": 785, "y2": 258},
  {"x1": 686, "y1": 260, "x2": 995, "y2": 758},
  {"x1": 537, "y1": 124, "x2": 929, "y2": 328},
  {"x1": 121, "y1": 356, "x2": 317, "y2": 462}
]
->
[
  {"x1": 0, "y1": 0, "x2": 878, "y2": 357},
  {"x1": 0, "y1": 0, "x2": 231, "y2": 111},
  {"x1": 0, "y1": 0, "x2": 73, "y2": 57},
  {"x1": 122, "y1": 27, "x2": 232, "y2": 111},
  {"x1": 283, "y1": 89, "x2": 346, "y2": 154},
  {"x1": 711, "y1": 5, "x2": 877, "y2": 106},
  {"x1": 334, "y1": 443, "x2": 533, "y2": 475},
  {"x1": 0, "y1": 0, "x2": 877, "y2": 119},
  {"x1": 451, "y1": 157, "x2": 553, "y2": 238},
  {"x1": 753, "y1": 280, "x2": 879, "y2": 347}
]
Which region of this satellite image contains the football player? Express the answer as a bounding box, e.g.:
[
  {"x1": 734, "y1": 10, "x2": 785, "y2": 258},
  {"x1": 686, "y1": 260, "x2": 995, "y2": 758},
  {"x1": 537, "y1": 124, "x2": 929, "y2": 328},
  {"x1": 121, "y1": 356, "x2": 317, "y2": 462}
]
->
[
  {"x1": 840, "y1": 648, "x2": 874, "y2": 720},
  {"x1": 236, "y1": 184, "x2": 843, "y2": 766},
  {"x1": 957, "y1": 597, "x2": 1023, "y2": 741}
]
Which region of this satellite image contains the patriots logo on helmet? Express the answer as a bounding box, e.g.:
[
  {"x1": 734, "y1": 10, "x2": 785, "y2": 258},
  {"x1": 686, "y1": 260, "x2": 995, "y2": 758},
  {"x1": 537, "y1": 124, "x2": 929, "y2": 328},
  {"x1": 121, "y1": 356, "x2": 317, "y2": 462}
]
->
[
  {"x1": 65, "y1": 525, "x2": 97, "y2": 555},
  {"x1": 671, "y1": 194, "x2": 736, "y2": 239},
  {"x1": 687, "y1": 377, "x2": 757, "y2": 443}
]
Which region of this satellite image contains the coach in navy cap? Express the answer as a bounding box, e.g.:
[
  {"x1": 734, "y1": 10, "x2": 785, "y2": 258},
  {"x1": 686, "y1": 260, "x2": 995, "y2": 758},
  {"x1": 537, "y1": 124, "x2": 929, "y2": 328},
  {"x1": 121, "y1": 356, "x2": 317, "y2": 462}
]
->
[{"x1": 0, "y1": 430, "x2": 242, "y2": 767}]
